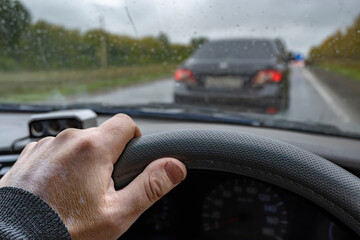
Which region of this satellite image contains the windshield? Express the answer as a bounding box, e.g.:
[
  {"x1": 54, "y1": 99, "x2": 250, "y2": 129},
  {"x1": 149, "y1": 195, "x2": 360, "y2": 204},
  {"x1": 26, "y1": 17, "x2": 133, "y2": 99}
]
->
[
  {"x1": 1, "y1": 0, "x2": 360, "y2": 137},
  {"x1": 192, "y1": 40, "x2": 277, "y2": 59}
]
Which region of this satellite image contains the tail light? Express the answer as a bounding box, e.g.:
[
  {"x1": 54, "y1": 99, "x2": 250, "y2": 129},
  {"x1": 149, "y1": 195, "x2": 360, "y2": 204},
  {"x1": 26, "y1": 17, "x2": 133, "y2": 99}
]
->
[
  {"x1": 174, "y1": 69, "x2": 196, "y2": 83},
  {"x1": 266, "y1": 107, "x2": 278, "y2": 114},
  {"x1": 252, "y1": 70, "x2": 282, "y2": 86}
]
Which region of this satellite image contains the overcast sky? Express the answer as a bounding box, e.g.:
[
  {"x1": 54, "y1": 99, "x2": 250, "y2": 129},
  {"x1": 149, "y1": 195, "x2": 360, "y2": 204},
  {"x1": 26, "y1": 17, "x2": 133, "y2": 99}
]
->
[{"x1": 21, "y1": 0, "x2": 360, "y2": 56}]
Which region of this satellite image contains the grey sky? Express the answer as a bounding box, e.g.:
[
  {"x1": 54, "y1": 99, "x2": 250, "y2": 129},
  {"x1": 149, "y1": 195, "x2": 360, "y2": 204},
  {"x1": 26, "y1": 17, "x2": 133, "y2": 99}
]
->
[{"x1": 21, "y1": 0, "x2": 360, "y2": 55}]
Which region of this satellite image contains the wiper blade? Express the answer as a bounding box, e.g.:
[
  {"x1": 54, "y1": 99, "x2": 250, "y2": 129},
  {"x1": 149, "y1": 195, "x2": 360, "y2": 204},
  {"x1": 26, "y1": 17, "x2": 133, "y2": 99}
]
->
[
  {"x1": 0, "y1": 102, "x2": 262, "y2": 127},
  {"x1": 261, "y1": 117, "x2": 360, "y2": 139},
  {"x1": 88, "y1": 103, "x2": 263, "y2": 127},
  {"x1": 0, "y1": 103, "x2": 62, "y2": 112},
  {"x1": 1, "y1": 102, "x2": 358, "y2": 139},
  {"x1": 96, "y1": 103, "x2": 359, "y2": 138}
]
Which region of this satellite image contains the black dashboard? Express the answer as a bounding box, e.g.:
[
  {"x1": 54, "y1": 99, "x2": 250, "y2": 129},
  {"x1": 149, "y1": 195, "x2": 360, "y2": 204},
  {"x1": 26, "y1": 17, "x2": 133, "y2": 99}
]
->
[
  {"x1": 122, "y1": 170, "x2": 356, "y2": 240},
  {"x1": 1, "y1": 112, "x2": 360, "y2": 240}
]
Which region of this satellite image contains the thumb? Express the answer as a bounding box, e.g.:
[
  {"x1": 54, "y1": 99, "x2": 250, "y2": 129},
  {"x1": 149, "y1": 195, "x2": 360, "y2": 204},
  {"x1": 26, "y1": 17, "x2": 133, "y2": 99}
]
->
[{"x1": 115, "y1": 158, "x2": 186, "y2": 228}]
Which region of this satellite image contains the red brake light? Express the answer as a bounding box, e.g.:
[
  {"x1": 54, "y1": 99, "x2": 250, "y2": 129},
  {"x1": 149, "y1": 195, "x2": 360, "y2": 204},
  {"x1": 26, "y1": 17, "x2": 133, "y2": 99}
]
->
[
  {"x1": 174, "y1": 69, "x2": 196, "y2": 82},
  {"x1": 266, "y1": 107, "x2": 278, "y2": 114},
  {"x1": 272, "y1": 71, "x2": 282, "y2": 82},
  {"x1": 252, "y1": 70, "x2": 282, "y2": 86}
]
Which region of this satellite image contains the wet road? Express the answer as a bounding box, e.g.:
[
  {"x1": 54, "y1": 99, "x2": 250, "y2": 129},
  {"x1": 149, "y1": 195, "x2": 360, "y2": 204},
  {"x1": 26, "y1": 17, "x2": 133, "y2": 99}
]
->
[
  {"x1": 278, "y1": 67, "x2": 353, "y2": 124},
  {"x1": 70, "y1": 66, "x2": 359, "y2": 127},
  {"x1": 73, "y1": 78, "x2": 174, "y2": 105}
]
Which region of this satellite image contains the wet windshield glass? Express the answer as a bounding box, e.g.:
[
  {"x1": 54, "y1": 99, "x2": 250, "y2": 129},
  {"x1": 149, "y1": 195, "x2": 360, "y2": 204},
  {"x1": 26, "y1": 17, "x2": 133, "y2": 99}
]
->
[
  {"x1": 0, "y1": 0, "x2": 360, "y2": 136},
  {"x1": 193, "y1": 40, "x2": 277, "y2": 59}
]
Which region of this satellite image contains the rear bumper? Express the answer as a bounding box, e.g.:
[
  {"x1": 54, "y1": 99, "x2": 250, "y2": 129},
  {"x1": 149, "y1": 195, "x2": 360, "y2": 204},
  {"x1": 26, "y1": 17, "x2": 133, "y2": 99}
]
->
[{"x1": 174, "y1": 82, "x2": 285, "y2": 108}]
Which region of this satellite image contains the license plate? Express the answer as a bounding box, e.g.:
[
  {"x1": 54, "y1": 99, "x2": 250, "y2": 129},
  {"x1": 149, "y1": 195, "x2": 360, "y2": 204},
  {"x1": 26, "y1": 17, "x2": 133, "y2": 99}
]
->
[{"x1": 205, "y1": 76, "x2": 244, "y2": 89}]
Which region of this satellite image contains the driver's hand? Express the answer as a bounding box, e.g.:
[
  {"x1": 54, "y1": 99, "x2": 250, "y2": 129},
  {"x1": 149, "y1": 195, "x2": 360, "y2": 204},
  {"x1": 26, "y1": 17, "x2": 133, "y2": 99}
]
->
[{"x1": 0, "y1": 114, "x2": 186, "y2": 240}]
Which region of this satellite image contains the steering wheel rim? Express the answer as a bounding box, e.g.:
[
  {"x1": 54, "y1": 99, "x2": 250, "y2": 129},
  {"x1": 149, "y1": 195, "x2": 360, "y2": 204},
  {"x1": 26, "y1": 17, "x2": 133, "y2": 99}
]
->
[{"x1": 112, "y1": 130, "x2": 360, "y2": 235}]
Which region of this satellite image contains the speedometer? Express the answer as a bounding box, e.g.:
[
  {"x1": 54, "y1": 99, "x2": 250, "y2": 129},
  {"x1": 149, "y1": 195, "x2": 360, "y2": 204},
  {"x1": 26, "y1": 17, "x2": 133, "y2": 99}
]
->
[{"x1": 202, "y1": 178, "x2": 288, "y2": 240}]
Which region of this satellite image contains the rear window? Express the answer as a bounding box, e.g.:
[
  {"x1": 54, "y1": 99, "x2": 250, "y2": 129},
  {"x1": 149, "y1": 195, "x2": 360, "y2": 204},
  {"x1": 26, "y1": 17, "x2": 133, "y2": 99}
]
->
[{"x1": 193, "y1": 40, "x2": 277, "y2": 59}]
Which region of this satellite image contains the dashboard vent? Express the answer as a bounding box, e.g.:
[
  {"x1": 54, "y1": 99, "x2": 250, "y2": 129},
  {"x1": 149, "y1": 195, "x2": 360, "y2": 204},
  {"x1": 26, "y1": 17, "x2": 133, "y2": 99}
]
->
[{"x1": 28, "y1": 109, "x2": 97, "y2": 137}]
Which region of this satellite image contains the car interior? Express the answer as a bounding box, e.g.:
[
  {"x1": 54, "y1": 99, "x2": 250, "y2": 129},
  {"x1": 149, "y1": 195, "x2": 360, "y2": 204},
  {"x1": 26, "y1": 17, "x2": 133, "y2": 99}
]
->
[
  {"x1": 1, "y1": 110, "x2": 359, "y2": 239},
  {"x1": 1, "y1": 0, "x2": 360, "y2": 239}
]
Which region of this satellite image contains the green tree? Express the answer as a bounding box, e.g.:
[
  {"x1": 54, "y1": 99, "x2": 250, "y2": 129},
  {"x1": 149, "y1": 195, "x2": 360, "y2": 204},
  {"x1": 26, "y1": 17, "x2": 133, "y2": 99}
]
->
[
  {"x1": 0, "y1": 0, "x2": 30, "y2": 48},
  {"x1": 158, "y1": 32, "x2": 170, "y2": 48},
  {"x1": 0, "y1": 7, "x2": 193, "y2": 71},
  {"x1": 309, "y1": 14, "x2": 360, "y2": 63},
  {"x1": 20, "y1": 21, "x2": 84, "y2": 69},
  {"x1": 0, "y1": 0, "x2": 30, "y2": 69}
]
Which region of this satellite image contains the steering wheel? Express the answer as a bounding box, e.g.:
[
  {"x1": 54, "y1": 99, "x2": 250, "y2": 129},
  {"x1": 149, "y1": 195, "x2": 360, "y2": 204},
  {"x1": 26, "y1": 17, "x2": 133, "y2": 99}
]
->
[{"x1": 112, "y1": 130, "x2": 360, "y2": 236}]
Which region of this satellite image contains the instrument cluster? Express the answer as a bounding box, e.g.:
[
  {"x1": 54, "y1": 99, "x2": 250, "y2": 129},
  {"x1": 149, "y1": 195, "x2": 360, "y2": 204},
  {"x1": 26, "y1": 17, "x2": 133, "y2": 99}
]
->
[{"x1": 122, "y1": 170, "x2": 356, "y2": 240}]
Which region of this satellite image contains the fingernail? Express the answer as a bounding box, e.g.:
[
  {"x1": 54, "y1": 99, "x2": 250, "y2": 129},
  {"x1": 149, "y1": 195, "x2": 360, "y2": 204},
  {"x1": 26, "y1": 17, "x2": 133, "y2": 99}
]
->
[{"x1": 164, "y1": 161, "x2": 184, "y2": 185}]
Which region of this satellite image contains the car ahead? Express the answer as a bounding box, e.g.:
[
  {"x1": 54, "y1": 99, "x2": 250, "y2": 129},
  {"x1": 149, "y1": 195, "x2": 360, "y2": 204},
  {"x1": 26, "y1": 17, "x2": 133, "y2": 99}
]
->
[
  {"x1": 2, "y1": 0, "x2": 360, "y2": 240},
  {"x1": 174, "y1": 38, "x2": 290, "y2": 112}
]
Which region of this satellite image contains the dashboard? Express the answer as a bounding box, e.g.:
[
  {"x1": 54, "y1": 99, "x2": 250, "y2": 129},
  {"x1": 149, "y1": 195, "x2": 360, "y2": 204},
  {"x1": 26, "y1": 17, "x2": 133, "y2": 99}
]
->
[
  {"x1": 122, "y1": 170, "x2": 356, "y2": 240},
  {"x1": 0, "y1": 112, "x2": 360, "y2": 240}
]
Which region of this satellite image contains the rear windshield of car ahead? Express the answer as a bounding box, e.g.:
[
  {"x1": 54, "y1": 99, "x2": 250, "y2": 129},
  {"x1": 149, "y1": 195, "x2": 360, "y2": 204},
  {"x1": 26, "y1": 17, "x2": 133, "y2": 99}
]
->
[{"x1": 193, "y1": 40, "x2": 277, "y2": 59}]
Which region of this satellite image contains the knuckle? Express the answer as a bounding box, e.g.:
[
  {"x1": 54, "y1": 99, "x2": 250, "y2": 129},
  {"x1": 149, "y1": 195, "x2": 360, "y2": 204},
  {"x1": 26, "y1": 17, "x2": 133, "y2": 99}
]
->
[
  {"x1": 25, "y1": 141, "x2": 37, "y2": 149},
  {"x1": 114, "y1": 113, "x2": 132, "y2": 121},
  {"x1": 56, "y1": 128, "x2": 78, "y2": 140},
  {"x1": 75, "y1": 132, "x2": 99, "y2": 151},
  {"x1": 85, "y1": 127, "x2": 97, "y2": 132},
  {"x1": 144, "y1": 173, "x2": 167, "y2": 203},
  {"x1": 21, "y1": 141, "x2": 37, "y2": 153},
  {"x1": 114, "y1": 114, "x2": 136, "y2": 126},
  {"x1": 37, "y1": 136, "x2": 54, "y2": 145}
]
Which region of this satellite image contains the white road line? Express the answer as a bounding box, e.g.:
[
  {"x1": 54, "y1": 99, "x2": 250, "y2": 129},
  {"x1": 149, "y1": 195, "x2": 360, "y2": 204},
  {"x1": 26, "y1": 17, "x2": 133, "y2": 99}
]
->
[{"x1": 301, "y1": 67, "x2": 351, "y2": 123}]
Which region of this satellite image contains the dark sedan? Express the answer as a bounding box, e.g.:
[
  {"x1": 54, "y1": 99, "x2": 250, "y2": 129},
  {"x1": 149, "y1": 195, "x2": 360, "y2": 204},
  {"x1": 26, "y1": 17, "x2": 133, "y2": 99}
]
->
[{"x1": 173, "y1": 38, "x2": 290, "y2": 112}]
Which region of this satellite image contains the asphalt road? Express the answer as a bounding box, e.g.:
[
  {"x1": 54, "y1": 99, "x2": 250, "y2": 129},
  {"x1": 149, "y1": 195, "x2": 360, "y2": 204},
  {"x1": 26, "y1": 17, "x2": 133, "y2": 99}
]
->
[
  {"x1": 278, "y1": 67, "x2": 356, "y2": 124},
  {"x1": 73, "y1": 78, "x2": 174, "y2": 105},
  {"x1": 70, "y1": 66, "x2": 360, "y2": 128}
]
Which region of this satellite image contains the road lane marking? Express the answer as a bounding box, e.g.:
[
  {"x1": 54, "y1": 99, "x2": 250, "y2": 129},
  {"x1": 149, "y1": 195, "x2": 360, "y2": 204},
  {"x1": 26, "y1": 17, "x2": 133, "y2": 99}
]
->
[{"x1": 301, "y1": 68, "x2": 351, "y2": 123}]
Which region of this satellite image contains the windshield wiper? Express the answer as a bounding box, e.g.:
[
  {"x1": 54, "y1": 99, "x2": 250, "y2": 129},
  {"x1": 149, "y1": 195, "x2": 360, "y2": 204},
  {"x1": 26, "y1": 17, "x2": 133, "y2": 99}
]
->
[
  {"x1": 69, "y1": 102, "x2": 359, "y2": 139},
  {"x1": 0, "y1": 103, "x2": 65, "y2": 113},
  {"x1": 86, "y1": 103, "x2": 263, "y2": 127},
  {"x1": 91, "y1": 103, "x2": 360, "y2": 139},
  {"x1": 0, "y1": 102, "x2": 358, "y2": 139},
  {"x1": 0, "y1": 102, "x2": 262, "y2": 126},
  {"x1": 261, "y1": 118, "x2": 348, "y2": 137}
]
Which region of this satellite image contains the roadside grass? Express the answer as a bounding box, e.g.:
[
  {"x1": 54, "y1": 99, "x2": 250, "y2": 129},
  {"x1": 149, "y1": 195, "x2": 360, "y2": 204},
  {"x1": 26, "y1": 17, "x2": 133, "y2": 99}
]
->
[
  {"x1": 319, "y1": 61, "x2": 360, "y2": 82},
  {"x1": 0, "y1": 64, "x2": 177, "y2": 102}
]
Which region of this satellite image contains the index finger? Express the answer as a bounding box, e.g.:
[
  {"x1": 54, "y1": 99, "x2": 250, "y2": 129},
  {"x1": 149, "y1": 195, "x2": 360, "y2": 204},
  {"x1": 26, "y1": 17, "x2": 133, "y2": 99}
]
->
[{"x1": 98, "y1": 114, "x2": 141, "y2": 163}]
